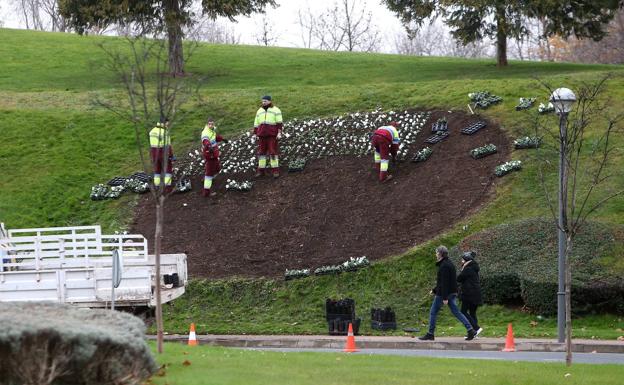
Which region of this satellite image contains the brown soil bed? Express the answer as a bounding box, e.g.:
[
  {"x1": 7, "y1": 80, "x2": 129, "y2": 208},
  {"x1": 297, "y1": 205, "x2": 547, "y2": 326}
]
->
[{"x1": 131, "y1": 110, "x2": 510, "y2": 279}]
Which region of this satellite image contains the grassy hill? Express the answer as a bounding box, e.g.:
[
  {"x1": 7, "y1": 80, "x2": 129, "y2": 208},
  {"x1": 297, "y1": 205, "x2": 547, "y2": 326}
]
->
[{"x1": 1, "y1": 28, "x2": 623, "y2": 338}]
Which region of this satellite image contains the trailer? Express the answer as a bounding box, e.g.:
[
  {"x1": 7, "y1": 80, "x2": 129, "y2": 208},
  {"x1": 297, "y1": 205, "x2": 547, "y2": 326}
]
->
[{"x1": 0, "y1": 223, "x2": 187, "y2": 308}]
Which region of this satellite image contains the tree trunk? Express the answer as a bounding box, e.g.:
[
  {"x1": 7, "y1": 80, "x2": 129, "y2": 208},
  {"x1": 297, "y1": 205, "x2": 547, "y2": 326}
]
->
[
  {"x1": 164, "y1": 0, "x2": 185, "y2": 76},
  {"x1": 565, "y1": 236, "x2": 573, "y2": 366},
  {"x1": 495, "y1": 6, "x2": 508, "y2": 67},
  {"x1": 154, "y1": 195, "x2": 165, "y2": 353}
]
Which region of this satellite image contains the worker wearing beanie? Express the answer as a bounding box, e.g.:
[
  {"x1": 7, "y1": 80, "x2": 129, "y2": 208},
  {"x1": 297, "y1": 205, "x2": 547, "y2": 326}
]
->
[
  {"x1": 252, "y1": 95, "x2": 283, "y2": 178},
  {"x1": 201, "y1": 118, "x2": 228, "y2": 197},
  {"x1": 371, "y1": 121, "x2": 400, "y2": 182},
  {"x1": 149, "y1": 117, "x2": 174, "y2": 193}
]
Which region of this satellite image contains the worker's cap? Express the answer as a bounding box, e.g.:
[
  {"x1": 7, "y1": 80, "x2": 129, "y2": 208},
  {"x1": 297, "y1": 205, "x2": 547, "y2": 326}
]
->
[
  {"x1": 461, "y1": 251, "x2": 477, "y2": 261},
  {"x1": 389, "y1": 121, "x2": 399, "y2": 128},
  {"x1": 206, "y1": 117, "x2": 215, "y2": 123},
  {"x1": 262, "y1": 95, "x2": 272, "y2": 101}
]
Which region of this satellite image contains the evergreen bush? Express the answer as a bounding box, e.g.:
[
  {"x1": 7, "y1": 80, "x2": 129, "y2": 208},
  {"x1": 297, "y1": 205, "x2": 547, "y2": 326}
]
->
[
  {"x1": 453, "y1": 218, "x2": 624, "y2": 315},
  {"x1": 0, "y1": 303, "x2": 156, "y2": 385}
]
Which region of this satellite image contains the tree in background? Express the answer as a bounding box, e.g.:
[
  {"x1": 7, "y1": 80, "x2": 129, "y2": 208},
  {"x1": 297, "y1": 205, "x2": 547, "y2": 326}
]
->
[
  {"x1": 254, "y1": 14, "x2": 278, "y2": 46},
  {"x1": 297, "y1": 0, "x2": 380, "y2": 52},
  {"x1": 12, "y1": 0, "x2": 68, "y2": 31},
  {"x1": 382, "y1": 0, "x2": 622, "y2": 67},
  {"x1": 394, "y1": 21, "x2": 490, "y2": 58},
  {"x1": 59, "y1": 0, "x2": 275, "y2": 75}
]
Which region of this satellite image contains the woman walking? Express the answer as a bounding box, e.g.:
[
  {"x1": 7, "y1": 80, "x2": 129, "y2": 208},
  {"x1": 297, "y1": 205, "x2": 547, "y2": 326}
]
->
[{"x1": 457, "y1": 251, "x2": 483, "y2": 338}]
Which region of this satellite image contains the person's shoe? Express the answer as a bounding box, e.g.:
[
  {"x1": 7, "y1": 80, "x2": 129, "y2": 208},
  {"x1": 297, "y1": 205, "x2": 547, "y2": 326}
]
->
[
  {"x1": 254, "y1": 170, "x2": 264, "y2": 178},
  {"x1": 381, "y1": 174, "x2": 394, "y2": 183},
  {"x1": 418, "y1": 333, "x2": 435, "y2": 341},
  {"x1": 465, "y1": 329, "x2": 477, "y2": 341},
  {"x1": 475, "y1": 327, "x2": 483, "y2": 337},
  {"x1": 272, "y1": 171, "x2": 280, "y2": 179}
]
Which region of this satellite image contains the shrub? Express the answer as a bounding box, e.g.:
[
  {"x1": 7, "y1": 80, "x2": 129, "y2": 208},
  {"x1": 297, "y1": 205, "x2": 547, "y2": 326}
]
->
[
  {"x1": 454, "y1": 218, "x2": 624, "y2": 315},
  {"x1": 0, "y1": 303, "x2": 156, "y2": 385}
]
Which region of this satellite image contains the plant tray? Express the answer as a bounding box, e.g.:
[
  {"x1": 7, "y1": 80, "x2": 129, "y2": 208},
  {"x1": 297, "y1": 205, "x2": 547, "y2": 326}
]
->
[
  {"x1": 288, "y1": 166, "x2": 305, "y2": 172},
  {"x1": 371, "y1": 320, "x2": 397, "y2": 331},
  {"x1": 461, "y1": 121, "x2": 486, "y2": 135},
  {"x1": 424, "y1": 131, "x2": 449, "y2": 144},
  {"x1": 129, "y1": 172, "x2": 151, "y2": 183},
  {"x1": 328, "y1": 318, "x2": 361, "y2": 336},
  {"x1": 107, "y1": 176, "x2": 127, "y2": 186},
  {"x1": 471, "y1": 149, "x2": 497, "y2": 159},
  {"x1": 431, "y1": 121, "x2": 448, "y2": 133}
]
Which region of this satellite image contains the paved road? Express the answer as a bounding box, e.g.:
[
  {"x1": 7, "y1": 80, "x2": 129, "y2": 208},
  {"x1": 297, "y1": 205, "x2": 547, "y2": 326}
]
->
[{"x1": 244, "y1": 347, "x2": 624, "y2": 365}]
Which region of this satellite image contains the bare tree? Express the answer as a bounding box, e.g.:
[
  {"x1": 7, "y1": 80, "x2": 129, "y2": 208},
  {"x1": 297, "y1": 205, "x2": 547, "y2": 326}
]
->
[
  {"x1": 296, "y1": 0, "x2": 380, "y2": 52},
  {"x1": 94, "y1": 33, "x2": 204, "y2": 354},
  {"x1": 254, "y1": 14, "x2": 277, "y2": 46},
  {"x1": 192, "y1": 18, "x2": 241, "y2": 44},
  {"x1": 394, "y1": 24, "x2": 440, "y2": 56},
  {"x1": 12, "y1": 0, "x2": 67, "y2": 31},
  {"x1": 531, "y1": 76, "x2": 623, "y2": 365}
]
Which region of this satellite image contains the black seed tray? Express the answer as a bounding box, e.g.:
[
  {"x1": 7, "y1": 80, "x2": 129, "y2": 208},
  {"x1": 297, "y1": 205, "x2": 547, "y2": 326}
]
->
[
  {"x1": 424, "y1": 131, "x2": 449, "y2": 144},
  {"x1": 431, "y1": 121, "x2": 448, "y2": 133},
  {"x1": 328, "y1": 318, "x2": 361, "y2": 336},
  {"x1": 371, "y1": 320, "x2": 397, "y2": 331},
  {"x1": 107, "y1": 176, "x2": 127, "y2": 186},
  {"x1": 461, "y1": 121, "x2": 487, "y2": 135},
  {"x1": 129, "y1": 172, "x2": 151, "y2": 183}
]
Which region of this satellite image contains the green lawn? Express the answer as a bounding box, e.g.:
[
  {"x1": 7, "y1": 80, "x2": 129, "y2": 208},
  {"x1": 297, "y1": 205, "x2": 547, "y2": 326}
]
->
[
  {"x1": 148, "y1": 343, "x2": 624, "y2": 385},
  {"x1": 1, "y1": 28, "x2": 623, "y2": 337}
]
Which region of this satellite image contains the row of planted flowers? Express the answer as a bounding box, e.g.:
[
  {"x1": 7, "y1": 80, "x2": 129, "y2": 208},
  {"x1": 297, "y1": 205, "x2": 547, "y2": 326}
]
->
[{"x1": 284, "y1": 256, "x2": 370, "y2": 281}]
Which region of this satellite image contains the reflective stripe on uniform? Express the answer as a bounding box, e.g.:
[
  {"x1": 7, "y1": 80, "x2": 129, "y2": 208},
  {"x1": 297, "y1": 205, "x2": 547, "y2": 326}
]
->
[
  {"x1": 374, "y1": 152, "x2": 381, "y2": 163},
  {"x1": 380, "y1": 159, "x2": 389, "y2": 172},
  {"x1": 254, "y1": 106, "x2": 283, "y2": 127},
  {"x1": 201, "y1": 126, "x2": 218, "y2": 147},
  {"x1": 204, "y1": 176, "x2": 213, "y2": 189},
  {"x1": 258, "y1": 156, "x2": 267, "y2": 169},
  {"x1": 270, "y1": 156, "x2": 279, "y2": 168},
  {"x1": 379, "y1": 126, "x2": 400, "y2": 144}
]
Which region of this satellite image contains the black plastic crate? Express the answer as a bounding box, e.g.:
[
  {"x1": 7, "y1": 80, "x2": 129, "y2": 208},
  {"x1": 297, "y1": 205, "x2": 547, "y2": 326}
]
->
[
  {"x1": 325, "y1": 298, "x2": 355, "y2": 321},
  {"x1": 424, "y1": 131, "x2": 449, "y2": 144},
  {"x1": 107, "y1": 176, "x2": 127, "y2": 186},
  {"x1": 461, "y1": 121, "x2": 487, "y2": 135},
  {"x1": 129, "y1": 171, "x2": 151, "y2": 183},
  {"x1": 328, "y1": 318, "x2": 361, "y2": 336},
  {"x1": 371, "y1": 320, "x2": 397, "y2": 331}
]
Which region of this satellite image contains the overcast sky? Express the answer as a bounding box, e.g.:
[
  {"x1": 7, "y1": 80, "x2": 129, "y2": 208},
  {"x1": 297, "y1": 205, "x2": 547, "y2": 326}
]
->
[{"x1": 0, "y1": 0, "x2": 406, "y2": 53}]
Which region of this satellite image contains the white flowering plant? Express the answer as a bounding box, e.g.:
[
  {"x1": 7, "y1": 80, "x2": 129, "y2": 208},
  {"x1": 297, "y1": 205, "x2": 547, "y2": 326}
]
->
[
  {"x1": 470, "y1": 143, "x2": 497, "y2": 159},
  {"x1": 90, "y1": 184, "x2": 125, "y2": 200},
  {"x1": 469, "y1": 91, "x2": 502, "y2": 109},
  {"x1": 538, "y1": 102, "x2": 555, "y2": 114},
  {"x1": 412, "y1": 147, "x2": 432, "y2": 163},
  {"x1": 225, "y1": 179, "x2": 253, "y2": 191},
  {"x1": 284, "y1": 268, "x2": 311, "y2": 281},
  {"x1": 341, "y1": 256, "x2": 370, "y2": 272},
  {"x1": 495, "y1": 160, "x2": 522, "y2": 177},
  {"x1": 288, "y1": 158, "x2": 307, "y2": 172},
  {"x1": 515, "y1": 97, "x2": 536, "y2": 111},
  {"x1": 514, "y1": 136, "x2": 541, "y2": 149}
]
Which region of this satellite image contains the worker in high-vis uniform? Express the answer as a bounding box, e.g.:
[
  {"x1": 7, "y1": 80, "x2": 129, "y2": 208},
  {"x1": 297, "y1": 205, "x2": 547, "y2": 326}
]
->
[
  {"x1": 371, "y1": 121, "x2": 400, "y2": 182},
  {"x1": 149, "y1": 118, "x2": 174, "y2": 193},
  {"x1": 201, "y1": 117, "x2": 228, "y2": 197},
  {"x1": 253, "y1": 95, "x2": 283, "y2": 178}
]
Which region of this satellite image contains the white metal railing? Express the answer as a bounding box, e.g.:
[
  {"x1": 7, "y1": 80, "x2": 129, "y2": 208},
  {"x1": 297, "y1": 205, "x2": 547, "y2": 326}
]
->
[{"x1": 0, "y1": 228, "x2": 147, "y2": 272}]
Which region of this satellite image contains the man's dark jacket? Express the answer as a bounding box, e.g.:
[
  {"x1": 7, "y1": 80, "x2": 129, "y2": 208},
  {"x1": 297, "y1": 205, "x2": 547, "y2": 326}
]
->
[{"x1": 432, "y1": 257, "x2": 458, "y2": 300}]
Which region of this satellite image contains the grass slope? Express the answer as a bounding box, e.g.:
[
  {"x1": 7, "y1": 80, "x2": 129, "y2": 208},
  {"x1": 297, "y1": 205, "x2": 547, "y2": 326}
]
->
[
  {"x1": 1, "y1": 28, "x2": 623, "y2": 337},
  {"x1": 149, "y1": 343, "x2": 624, "y2": 385}
]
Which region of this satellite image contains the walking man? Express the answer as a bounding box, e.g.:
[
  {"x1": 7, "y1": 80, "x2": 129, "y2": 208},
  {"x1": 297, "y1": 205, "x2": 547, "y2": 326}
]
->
[
  {"x1": 201, "y1": 118, "x2": 228, "y2": 197},
  {"x1": 149, "y1": 118, "x2": 174, "y2": 193},
  {"x1": 371, "y1": 121, "x2": 400, "y2": 182},
  {"x1": 253, "y1": 95, "x2": 283, "y2": 178},
  {"x1": 457, "y1": 251, "x2": 483, "y2": 338},
  {"x1": 419, "y1": 246, "x2": 477, "y2": 341}
]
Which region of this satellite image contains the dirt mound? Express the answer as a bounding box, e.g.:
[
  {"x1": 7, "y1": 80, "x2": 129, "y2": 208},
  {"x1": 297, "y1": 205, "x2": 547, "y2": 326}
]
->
[{"x1": 131, "y1": 110, "x2": 510, "y2": 279}]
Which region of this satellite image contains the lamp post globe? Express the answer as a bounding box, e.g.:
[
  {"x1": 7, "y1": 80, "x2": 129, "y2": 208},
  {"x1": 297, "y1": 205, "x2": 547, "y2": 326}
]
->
[{"x1": 550, "y1": 88, "x2": 576, "y2": 115}]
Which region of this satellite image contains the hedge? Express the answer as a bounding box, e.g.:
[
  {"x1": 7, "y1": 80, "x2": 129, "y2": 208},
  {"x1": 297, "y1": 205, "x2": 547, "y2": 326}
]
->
[
  {"x1": 0, "y1": 302, "x2": 156, "y2": 385},
  {"x1": 452, "y1": 218, "x2": 624, "y2": 315}
]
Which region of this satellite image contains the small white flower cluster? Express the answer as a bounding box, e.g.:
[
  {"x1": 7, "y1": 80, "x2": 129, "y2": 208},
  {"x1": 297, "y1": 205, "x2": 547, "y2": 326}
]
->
[
  {"x1": 495, "y1": 160, "x2": 522, "y2": 177},
  {"x1": 341, "y1": 256, "x2": 370, "y2": 272},
  {"x1": 469, "y1": 91, "x2": 502, "y2": 109},
  {"x1": 470, "y1": 143, "x2": 497, "y2": 159},
  {"x1": 124, "y1": 178, "x2": 149, "y2": 193},
  {"x1": 225, "y1": 179, "x2": 253, "y2": 191},
  {"x1": 313, "y1": 265, "x2": 343, "y2": 276},
  {"x1": 288, "y1": 157, "x2": 307, "y2": 172},
  {"x1": 412, "y1": 147, "x2": 433, "y2": 163},
  {"x1": 515, "y1": 97, "x2": 536, "y2": 111},
  {"x1": 284, "y1": 268, "x2": 311, "y2": 281},
  {"x1": 90, "y1": 184, "x2": 124, "y2": 200},
  {"x1": 538, "y1": 102, "x2": 555, "y2": 114},
  {"x1": 514, "y1": 136, "x2": 541, "y2": 149}
]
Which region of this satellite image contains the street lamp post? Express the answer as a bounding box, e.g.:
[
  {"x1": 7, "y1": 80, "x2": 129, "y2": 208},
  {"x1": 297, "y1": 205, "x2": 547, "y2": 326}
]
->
[{"x1": 549, "y1": 88, "x2": 576, "y2": 343}]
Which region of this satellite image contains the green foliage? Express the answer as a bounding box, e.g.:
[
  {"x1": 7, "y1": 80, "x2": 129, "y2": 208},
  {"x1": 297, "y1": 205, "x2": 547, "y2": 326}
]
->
[
  {"x1": 454, "y1": 218, "x2": 624, "y2": 315},
  {"x1": 0, "y1": 302, "x2": 155, "y2": 385}
]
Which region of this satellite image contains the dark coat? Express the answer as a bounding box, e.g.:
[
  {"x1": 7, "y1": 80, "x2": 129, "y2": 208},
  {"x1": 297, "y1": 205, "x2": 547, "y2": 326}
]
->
[
  {"x1": 432, "y1": 257, "x2": 458, "y2": 300},
  {"x1": 457, "y1": 260, "x2": 483, "y2": 305}
]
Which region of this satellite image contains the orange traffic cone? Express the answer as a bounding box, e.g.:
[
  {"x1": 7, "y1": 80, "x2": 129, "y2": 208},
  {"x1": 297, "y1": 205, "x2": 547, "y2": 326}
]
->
[
  {"x1": 502, "y1": 323, "x2": 515, "y2": 352},
  {"x1": 188, "y1": 323, "x2": 198, "y2": 346},
  {"x1": 343, "y1": 322, "x2": 358, "y2": 353}
]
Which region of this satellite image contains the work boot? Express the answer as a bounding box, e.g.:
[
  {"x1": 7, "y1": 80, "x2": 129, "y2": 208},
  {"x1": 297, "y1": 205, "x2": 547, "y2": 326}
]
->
[
  {"x1": 272, "y1": 168, "x2": 280, "y2": 179},
  {"x1": 164, "y1": 186, "x2": 174, "y2": 194},
  {"x1": 202, "y1": 189, "x2": 217, "y2": 198},
  {"x1": 381, "y1": 174, "x2": 393, "y2": 183},
  {"x1": 255, "y1": 169, "x2": 265, "y2": 178},
  {"x1": 418, "y1": 333, "x2": 434, "y2": 341}
]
